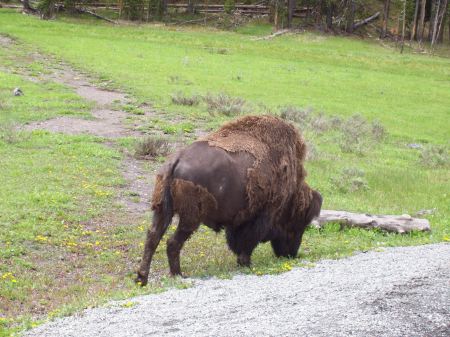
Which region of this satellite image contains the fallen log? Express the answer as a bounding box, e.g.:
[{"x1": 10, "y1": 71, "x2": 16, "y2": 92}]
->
[
  {"x1": 76, "y1": 7, "x2": 116, "y2": 24},
  {"x1": 253, "y1": 29, "x2": 291, "y2": 41},
  {"x1": 311, "y1": 210, "x2": 430, "y2": 234},
  {"x1": 353, "y1": 12, "x2": 380, "y2": 30}
]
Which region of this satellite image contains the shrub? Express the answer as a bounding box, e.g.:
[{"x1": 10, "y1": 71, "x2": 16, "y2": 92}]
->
[
  {"x1": 279, "y1": 106, "x2": 311, "y2": 125},
  {"x1": 134, "y1": 136, "x2": 170, "y2": 159},
  {"x1": 331, "y1": 167, "x2": 369, "y2": 193},
  {"x1": 309, "y1": 112, "x2": 333, "y2": 134},
  {"x1": 419, "y1": 144, "x2": 449, "y2": 168},
  {"x1": 171, "y1": 92, "x2": 201, "y2": 106},
  {"x1": 337, "y1": 114, "x2": 371, "y2": 154},
  {"x1": 305, "y1": 140, "x2": 319, "y2": 161},
  {"x1": 204, "y1": 93, "x2": 246, "y2": 116},
  {"x1": 371, "y1": 119, "x2": 387, "y2": 141},
  {"x1": 0, "y1": 122, "x2": 19, "y2": 144},
  {"x1": 279, "y1": 108, "x2": 387, "y2": 155}
]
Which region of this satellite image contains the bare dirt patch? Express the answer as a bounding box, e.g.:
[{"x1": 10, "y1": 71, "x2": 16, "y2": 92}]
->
[
  {"x1": 24, "y1": 109, "x2": 140, "y2": 138},
  {"x1": 24, "y1": 69, "x2": 138, "y2": 138},
  {"x1": 0, "y1": 34, "x2": 14, "y2": 47},
  {"x1": 5, "y1": 41, "x2": 161, "y2": 219},
  {"x1": 120, "y1": 157, "x2": 154, "y2": 214}
]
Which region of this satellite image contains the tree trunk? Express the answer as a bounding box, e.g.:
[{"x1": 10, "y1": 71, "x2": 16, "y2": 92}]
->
[
  {"x1": 411, "y1": 0, "x2": 420, "y2": 41},
  {"x1": 418, "y1": 0, "x2": 427, "y2": 42},
  {"x1": 326, "y1": 1, "x2": 334, "y2": 31},
  {"x1": 381, "y1": 0, "x2": 391, "y2": 38},
  {"x1": 187, "y1": 0, "x2": 195, "y2": 14},
  {"x1": 428, "y1": 0, "x2": 436, "y2": 41},
  {"x1": 287, "y1": 0, "x2": 295, "y2": 29},
  {"x1": 346, "y1": 0, "x2": 355, "y2": 33},
  {"x1": 274, "y1": 0, "x2": 279, "y2": 30},
  {"x1": 436, "y1": 0, "x2": 448, "y2": 43},
  {"x1": 146, "y1": 0, "x2": 150, "y2": 20},
  {"x1": 401, "y1": 0, "x2": 407, "y2": 53},
  {"x1": 22, "y1": 0, "x2": 34, "y2": 12},
  {"x1": 314, "y1": 0, "x2": 322, "y2": 27},
  {"x1": 396, "y1": 12, "x2": 401, "y2": 43},
  {"x1": 431, "y1": 0, "x2": 441, "y2": 45},
  {"x1": 118, "y1": 0, "x2": 123, "y2": 19}
]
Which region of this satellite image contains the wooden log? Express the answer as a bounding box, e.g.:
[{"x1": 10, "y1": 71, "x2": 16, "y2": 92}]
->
[
  {"x1": 353, "y1": 11, "x2": 380, "y2": 30},
  {"x1": 253, "y1": 29, "x2": 291, "y2": 40},
  {"x1": 311, "y1": 210, "x2": 430, "y2": 234},
  {"x1": 76, "y1": 8, "x2": 117, "y2": 24},
  {"x1": 1, "y1": 4, "x2": 22, "y2": 8}
]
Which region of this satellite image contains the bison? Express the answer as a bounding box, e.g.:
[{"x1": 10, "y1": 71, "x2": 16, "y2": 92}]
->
[{"x1": 136, "y1": 115, "x2": 322, "y2": 285}]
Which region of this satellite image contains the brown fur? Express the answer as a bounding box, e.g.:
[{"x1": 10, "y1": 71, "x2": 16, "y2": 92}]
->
[
  {"x1": 152, "y1": 115, "x2": 309, "y2": 228},
  {"x1": 171, "y1": 179, "x2": 218, "y2": 225},
  {"x1": 203, "y1": 115, "x2": 308, "y2": 225}
]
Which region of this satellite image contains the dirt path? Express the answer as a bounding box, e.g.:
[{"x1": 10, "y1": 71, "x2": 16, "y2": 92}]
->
[{"x1": 1, "y1": 34, "x2": 157, "y2": 218}]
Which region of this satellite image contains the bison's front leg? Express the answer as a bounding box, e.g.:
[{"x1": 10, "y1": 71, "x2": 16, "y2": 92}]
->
[
  {"x1": 271, "y1": 230, "x2": 303, "y2": 258},
  {"x1": 226, "y1": 214, "x2": 270, "y2": 268},
  {"x1": 226, "y1": 225, "x2": 261, "y2": 268},
  {"x1": 167, "y1": 223, "x2": 197, "y2": 276},
  {"x1": 136, "y1": 211, "x2": 170, "y2": 286},
  {"x1": 237, "y1": 252, "x2": 251, "y2": 267}
]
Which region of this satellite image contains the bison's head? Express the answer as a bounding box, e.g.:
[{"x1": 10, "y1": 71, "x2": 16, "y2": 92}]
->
[
  {"x1": 303, "y1": 189, "x2": 322, "y2": 226},
  {"x1": 272, "y1": 188, "x2": 322, "y2": 258}
]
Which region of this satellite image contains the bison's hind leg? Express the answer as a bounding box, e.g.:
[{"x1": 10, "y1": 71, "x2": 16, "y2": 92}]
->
[
  {"x1": 167, "y1": 221, "x2": 199, "y2": 276},
  {"x1": 136, "y1": 209, "x2": 173, "y2": 286}
]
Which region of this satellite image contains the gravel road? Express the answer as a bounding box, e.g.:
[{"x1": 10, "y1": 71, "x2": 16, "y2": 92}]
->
[{"x1": 25, "y1": 243, "x2": 450, "y2": 337}]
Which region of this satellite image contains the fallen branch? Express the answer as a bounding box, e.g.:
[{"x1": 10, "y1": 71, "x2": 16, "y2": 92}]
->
[
  {"x1": 353, "y1": 12, "x2": 380, "y2": 30},
  {"x1": 1, "y1": 4, "x2": 22, "y2": 9},
  {"x1": 167, "y1": 17, "x2": 215, "y2": 26},
  {"x1": 253, "y1": 29, "x2": 291, "y2": 41},
  {"x1": 76, "y1": 7, "x2": 117, "y2": 24},
  {"x1": 311, "y1": 210, "x2": 430, "y2": 234}
]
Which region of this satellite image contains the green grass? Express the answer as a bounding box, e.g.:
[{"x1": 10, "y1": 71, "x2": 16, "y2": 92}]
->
[
  {"x1": 0, "y1": 72, "x2": 90, "y2": 124},
  {"x1": 0, "y1": 48, "x2": 138, "y2": 335},
  {"x1": 1, "y1": 9, "x2": 449, "y2": 141},
  {"x1": 0, "y1": 9, "x2": 449, "y2": 336}
]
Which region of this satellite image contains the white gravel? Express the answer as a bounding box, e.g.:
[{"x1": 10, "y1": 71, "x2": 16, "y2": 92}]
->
[{"x1": 25, "y1": 243, "x2": 450, "y2": 337}]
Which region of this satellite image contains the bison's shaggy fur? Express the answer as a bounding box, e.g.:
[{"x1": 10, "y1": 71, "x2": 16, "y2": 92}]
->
[
  {"x1": 203, "y1": 115, "x2": 309, "y2": 225},
  {"x1": 136, "y1": 115, "x2": 322, "y2": 285}
]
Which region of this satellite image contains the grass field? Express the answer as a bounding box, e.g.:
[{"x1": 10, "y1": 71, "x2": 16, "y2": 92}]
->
[{"x1": 0, "y1": 9, "x2": 449, "y2": 335}]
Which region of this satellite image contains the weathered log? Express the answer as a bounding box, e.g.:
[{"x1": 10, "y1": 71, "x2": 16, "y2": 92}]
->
[
  {"x1": 353, "y1": 11, "x2": 380, "y2": 30},
  {"x1": 254, "y1": 29, "x2": 291, "y2": 41},
  {"x1": 76, "y1": 7, "x2": 117, "y2": 24},
  {"x1": 311, "y1": 210, "x2": 430, "y2": 233}
]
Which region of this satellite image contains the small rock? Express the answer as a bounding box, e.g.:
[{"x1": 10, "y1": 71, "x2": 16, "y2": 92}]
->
[
  {"x1": 407, "y1": 143, "x2": 423, "y2": 149},
  {"x1": 13, "y1": 87, "x2": 23, "y2": 96},
  {"x1": 310, "y1": 220, "x2": 322, "y2": 229}
]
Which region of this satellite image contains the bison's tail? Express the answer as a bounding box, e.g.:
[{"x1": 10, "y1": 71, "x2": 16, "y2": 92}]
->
[{"x1": 161, "y1": 158, "x2": 179, "y2": 228}]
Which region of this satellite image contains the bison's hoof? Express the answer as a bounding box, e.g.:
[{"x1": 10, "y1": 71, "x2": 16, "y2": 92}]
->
[
  {"x1": 237, "y1": 254, "x2": 251, "y2": 267},
  {"x1": 135, "y1": 271, "x2": 148, "y2": 287},
  {"x1": 169, "y1": 270, "x2": 183, "y2": 278}
]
